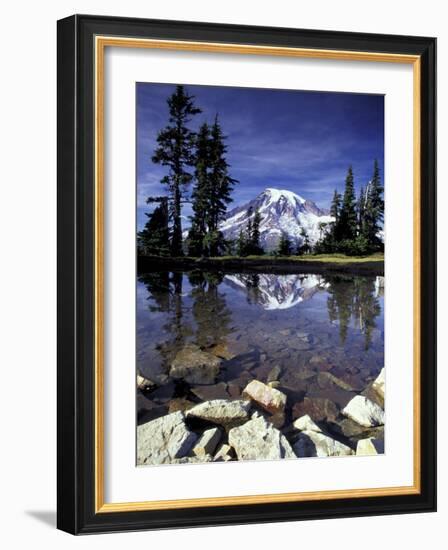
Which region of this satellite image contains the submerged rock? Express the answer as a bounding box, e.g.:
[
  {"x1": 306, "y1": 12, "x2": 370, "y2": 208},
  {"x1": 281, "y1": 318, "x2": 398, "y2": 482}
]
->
[
  {"x1": 267, "y1": 365, "x2": 282, "y2": 383},
  {"x1": 207, "y1": 342, "x2": 236, "y2": 360},
  {"x1": 342, "y1": 396, "x2": 384, "y2": 428},
  {"x1": 356, "y1": 437, "x2": 384, "y2": 456},
  {"x1": 170, "y1": 344, "x2": 221, "y2": 385},
  {"x1": 316, "y1": 372, "x2": 355, "y2": 392},
  {"x1": 193, "y1": 427, "x2": 222, "y2": 457},
  {"x1": 137, "y1": 373, "x2": 156, "y2": 391},
  {"x1": 137, "y1": 411, "x2": 197, "y2": 465},
  {"x1": 293, "y1": 414, "x2": 354, "y2": 458},
  {"x1": 292, "y1": 396, "x2": 339, "y2": 423},
  {"x1": 229, "y1": 415, "x2": 296, "y2": 461},
  {"x1": 191, "y1": 382, "x2": 230, "y2": 401},
  {"x1": 186, "y1": 399, "x2": 251, "y2": 427}
]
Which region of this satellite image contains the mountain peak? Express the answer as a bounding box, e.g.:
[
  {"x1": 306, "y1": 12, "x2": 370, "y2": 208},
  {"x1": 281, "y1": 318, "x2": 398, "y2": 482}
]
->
[
  {"x1": 220, "y1": 186, "x2": 334, "y2": 252},
  {"x1": 262, "y1": 188, "x2": 306, "y2": 206}
]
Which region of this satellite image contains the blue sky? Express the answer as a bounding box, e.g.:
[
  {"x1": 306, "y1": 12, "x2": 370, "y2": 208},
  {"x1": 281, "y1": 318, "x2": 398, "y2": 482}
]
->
[{"x1": 136, "y1": 83, "x2": 384, "y2": 230}]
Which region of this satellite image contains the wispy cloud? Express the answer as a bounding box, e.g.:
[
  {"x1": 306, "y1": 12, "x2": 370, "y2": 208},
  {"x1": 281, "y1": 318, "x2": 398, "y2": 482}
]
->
[{"x1": 136, "y1": 83, "x2": 384, "y2": 229}]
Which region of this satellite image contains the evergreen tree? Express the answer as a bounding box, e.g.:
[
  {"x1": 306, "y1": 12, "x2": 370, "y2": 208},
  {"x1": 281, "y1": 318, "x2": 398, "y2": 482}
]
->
[
  {"x1": 357, "y1": 185, "x2": 366, "y2": 237},
  {"x1": 206, "y1": 115, "x2": 238, "y2": 256},
  {"x1": 237, "y1": 229, "x2": 247, "y2": 257},
  {"x1": 338, "y1": 166, "x2": 357, "y2": 241},
  {"x1": 278, "y1": 232, "x2": 292, "y2": 256},
  {"x1": 330, "y1": 189, "x2": 342, "y2": 220},
  {"x1": 137, "y1": 197, "x2": 169, "y2": 256},
  {"x1": 188, "y1": 123, "x2": 211, "y2": 256},
  {"x1": 362, "y1": 160, "x2": 384, "y2": 248},
  {"x1": 247, "y1": 208, "x2": 263, "y2": 255},
  {"x1": 152, "y1": 85, "x2": 201, "y2": 256},
  {"x1": 299, "y1": 227, "x2": 311, "y2": 255}
]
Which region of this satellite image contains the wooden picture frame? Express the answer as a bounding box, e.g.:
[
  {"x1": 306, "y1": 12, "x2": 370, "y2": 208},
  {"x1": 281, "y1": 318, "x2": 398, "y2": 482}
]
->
[{"x1": 57, "y1": 14, "x2": 436, "y2": 534}]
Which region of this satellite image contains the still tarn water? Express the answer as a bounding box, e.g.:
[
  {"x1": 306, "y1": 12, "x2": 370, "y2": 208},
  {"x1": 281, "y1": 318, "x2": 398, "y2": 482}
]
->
[{"x1": 136, "y1": 270, "x2": 384, "y2": 428}]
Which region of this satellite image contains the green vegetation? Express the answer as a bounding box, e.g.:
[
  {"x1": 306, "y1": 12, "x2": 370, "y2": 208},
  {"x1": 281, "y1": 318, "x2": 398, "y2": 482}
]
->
[
  {"x1": 315, "y1": 161, "x2": 384, "y2": 256},
  {"x1": 151, "y1": 85, "x2": 201, "y2": 257},
  {"x1": 139, "y1": 85, "x2": 384, "y2": 261},
  {"x1": 148, "y1": 252, "x2": 384, "y2": 264}
]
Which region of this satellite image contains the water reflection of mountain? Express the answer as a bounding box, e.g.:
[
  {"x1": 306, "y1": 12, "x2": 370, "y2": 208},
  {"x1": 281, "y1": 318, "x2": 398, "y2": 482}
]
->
[
  {"x1": 224, "y1": 273, "x2": 327, "y2": 310},
  {"x1": 138, "y1": 271, "x2": 383, "y2": 357}
]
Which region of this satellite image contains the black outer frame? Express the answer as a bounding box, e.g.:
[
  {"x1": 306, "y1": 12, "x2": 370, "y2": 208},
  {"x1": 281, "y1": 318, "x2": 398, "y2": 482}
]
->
[{"x1": 57, "y1": 14, "x2": 437, "y2": 535}]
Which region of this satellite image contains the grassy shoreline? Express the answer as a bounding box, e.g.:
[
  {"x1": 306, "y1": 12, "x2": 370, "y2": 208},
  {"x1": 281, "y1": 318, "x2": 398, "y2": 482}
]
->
[{"x1": 138, "y1": 253, "x2": 384, "y2": 276}]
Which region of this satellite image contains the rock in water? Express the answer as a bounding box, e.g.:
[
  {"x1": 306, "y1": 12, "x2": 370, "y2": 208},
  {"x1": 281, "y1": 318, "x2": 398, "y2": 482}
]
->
[
  {"x1": 316, "y1": 372, "x2": 355, "y2": 392},
  {"x1": 137, "y1": 373, "x2": 155, "y2": 391},
  {"x1": 372, "y1": 368, "x2": 385, "y2": 400},
  {"x1": 186, "y1": 399, "x2": 251, "y2": 427},
  {"x1": 207, "y1": 342, "x2": 236, "y2": 360},
  {"x1": 170, "y1": 344, "x2": 222, "y2": 385},
  {"x1": 293, "y1": 414, "x2": 354, "y2": 458},
  {"x1": 292, "y1": 396, "x2": 339, "y2": 423},
  {"x1": 243, "y1": 380, "x2": 287, "y2": 416},
  {"x1": 193, "y1": 427, "x2": 222, "y2": 457},
  {"x1": 228, "y1": 415, "x2": 296, "y2": 461},
  {"x1": 356, "y1": 437, "x2": 384, "y2": 456},
  {"x1": 137, "y1": 412, "x2": 198, "y2": 465},
  {"x1": 267, "y1": 365, "x2": 282, "y2": 383},
  {"x1": 342, "y1": 395, "x2": 384, "y2": 428}
]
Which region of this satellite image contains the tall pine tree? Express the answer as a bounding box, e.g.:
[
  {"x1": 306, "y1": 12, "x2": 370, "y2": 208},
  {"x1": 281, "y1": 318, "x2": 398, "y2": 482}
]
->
[
  {"x1": 362, "y1": 160, "x2": 384, "y2": 248},
  {"x1": 206, "y1": 115, "x2": 237, "y2": 256},
  {"x1": 152, "y1": 85, "x2": 201, "y2": 256},
  {"x1": 338, "y1": 166, "x2": 357, "y2": 241},
  {"x1": 188, "y1": 123, "x2": 211, "y2": 256},
  {"x1": 249, "y1": 208, "x2": 263, "y2": 255}
]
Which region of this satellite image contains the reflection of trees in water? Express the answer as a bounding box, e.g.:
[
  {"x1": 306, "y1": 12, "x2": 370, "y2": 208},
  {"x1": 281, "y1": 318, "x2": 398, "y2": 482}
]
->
[
  {"x1": 325, "y1": 275, "x2": 381, "y2": 349},
  {"x1": 139, "y1": 270, "x2": 381, "y2": 356},
  {"x1": 239, "y1": 274, "x2": 261, "y2": 305},
  {"x1": 138, "y1": 271, "x2": 188, "y2": 351},
  {"x1": 188, "y1": 270, "x2": 233, "y2": 348},
  {"x1": 139, "y1": 270, "x2": 233, "y2": 355}
]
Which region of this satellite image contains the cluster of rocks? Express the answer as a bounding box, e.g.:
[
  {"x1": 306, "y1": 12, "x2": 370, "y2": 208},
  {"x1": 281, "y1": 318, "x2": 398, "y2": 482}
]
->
[{"x1": 137, "y1": 363, "x2": 385, "y2": 466}]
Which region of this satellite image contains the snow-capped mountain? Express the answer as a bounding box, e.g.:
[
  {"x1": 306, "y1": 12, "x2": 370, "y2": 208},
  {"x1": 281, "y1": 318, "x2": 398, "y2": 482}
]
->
[
  {"x1": 224, "y1": 273, "x2": 328, "y2": 310},
  {"x1": 220, "y1": 188, "x2": 333, "y2": 251}
]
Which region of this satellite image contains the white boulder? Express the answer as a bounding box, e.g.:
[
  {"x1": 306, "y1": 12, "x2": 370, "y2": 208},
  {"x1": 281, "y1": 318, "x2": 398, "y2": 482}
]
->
[
  {"x1": 228, "y1": 415, "x2": 296, "y2": 461},
  {"x1": 137, "y1": 412, "x2": 197, "y2": 465},
  {"x1": 293, "y1": 414, "x2": 353, "y2": 458},
  {"x1": 356, "y1": 437, "x2": 384, "y2": 456},
  {"x1": 342, "y1": 395, "x2": 384, "y2": 428}
]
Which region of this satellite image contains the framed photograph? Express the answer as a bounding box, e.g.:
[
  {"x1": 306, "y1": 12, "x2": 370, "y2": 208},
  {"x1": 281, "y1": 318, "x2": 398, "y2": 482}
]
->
[{"x1": 57, "y1": 14, "x2": 436, "y2": 534}]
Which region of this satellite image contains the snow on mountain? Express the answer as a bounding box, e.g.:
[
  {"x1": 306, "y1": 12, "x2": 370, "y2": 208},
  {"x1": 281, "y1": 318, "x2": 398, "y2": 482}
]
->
[
  {"x1": 220, "y1": 188, "x2": 333, "y2": 252},
  {"x1": 224, "y1": 273, "x2": 327, "y2": 310}
]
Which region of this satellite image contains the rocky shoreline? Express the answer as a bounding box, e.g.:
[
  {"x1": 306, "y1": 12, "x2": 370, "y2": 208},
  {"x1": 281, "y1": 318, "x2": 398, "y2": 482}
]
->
[{"x1": 137, "y1": 343, "x2": 385, "y2": 466}]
